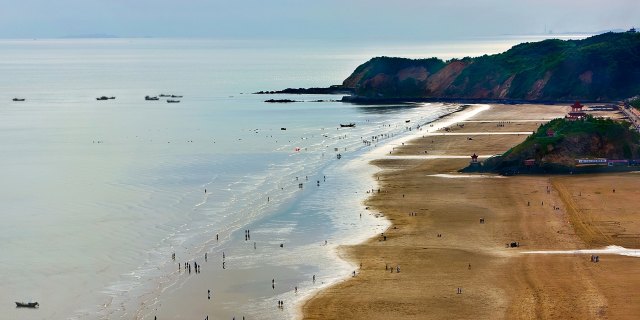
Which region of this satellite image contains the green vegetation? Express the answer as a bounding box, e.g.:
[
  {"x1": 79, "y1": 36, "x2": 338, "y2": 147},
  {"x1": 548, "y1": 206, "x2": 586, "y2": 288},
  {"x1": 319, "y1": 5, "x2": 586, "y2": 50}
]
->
[
  {"x1": 486, "y1": 116, "x2": 640, "y2": 171},
  {"x1": 343, "y1": 31, "x2": 640, "y2": 101}
]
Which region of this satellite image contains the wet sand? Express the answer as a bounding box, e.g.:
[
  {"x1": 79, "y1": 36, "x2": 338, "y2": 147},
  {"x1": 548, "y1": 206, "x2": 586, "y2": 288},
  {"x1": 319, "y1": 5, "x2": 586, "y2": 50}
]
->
[{"x1": 302, "y1": 104, "x2": 640, "y2": 319}]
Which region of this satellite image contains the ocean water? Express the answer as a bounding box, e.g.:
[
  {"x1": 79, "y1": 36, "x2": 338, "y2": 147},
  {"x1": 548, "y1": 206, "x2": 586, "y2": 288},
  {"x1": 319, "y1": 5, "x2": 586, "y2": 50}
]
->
[{"x1": 0, "y1": 35, "x2": 587, "y2": 320}]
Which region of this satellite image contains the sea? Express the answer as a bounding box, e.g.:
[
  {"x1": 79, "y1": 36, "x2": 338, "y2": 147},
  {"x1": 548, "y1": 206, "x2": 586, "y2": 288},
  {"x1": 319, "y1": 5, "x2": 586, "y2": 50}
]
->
[{"x1": 0, "y1": 34, "x2": 587, "y2": 320}]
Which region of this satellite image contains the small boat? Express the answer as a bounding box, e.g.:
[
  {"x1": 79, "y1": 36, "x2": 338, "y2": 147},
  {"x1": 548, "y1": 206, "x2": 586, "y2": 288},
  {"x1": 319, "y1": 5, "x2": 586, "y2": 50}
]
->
[
  {"x1": 145, "y1": 96, "x2": 159, "y2": 101},
  {"x1": 340, "y1": 123, "x2": 356, "y2": 128},
  {"x1": 170, "y1": 95, "x2": 183, "y2": 98},
  {"x1": 167, "y1": 99, "x2": 180, "y2": 103},
  {"x1": 405, "y1": 120, "x2": 410, "y2": 123},
  {"x1": 15, "y1": 302, "x2": 39, "y2": 308},
  {"x1": 12, "y1": 98, "x2": 25, "y2": 102},
  {"x1": 159, "y1": 94, "x2": 170, "y2": 97}
]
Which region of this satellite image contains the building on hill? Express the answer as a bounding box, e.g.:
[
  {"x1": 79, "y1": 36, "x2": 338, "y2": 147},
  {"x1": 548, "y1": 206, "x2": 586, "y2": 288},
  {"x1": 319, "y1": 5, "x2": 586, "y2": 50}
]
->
[{"x1": 566, "y1": 101, "x2": 587, "y2": 121}]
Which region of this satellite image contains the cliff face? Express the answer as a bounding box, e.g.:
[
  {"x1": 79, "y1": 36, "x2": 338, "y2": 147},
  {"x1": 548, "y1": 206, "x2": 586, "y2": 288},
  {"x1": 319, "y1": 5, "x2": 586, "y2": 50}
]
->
[{"x1": 343, "y1": 31, "x2": 640, "y2": 101}]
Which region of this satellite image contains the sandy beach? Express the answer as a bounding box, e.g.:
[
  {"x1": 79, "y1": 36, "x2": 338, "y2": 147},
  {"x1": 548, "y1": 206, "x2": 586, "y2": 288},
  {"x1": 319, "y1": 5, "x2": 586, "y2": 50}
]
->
[{"x1": 302, "y1": 104, "x2": 640, "y2": 319}]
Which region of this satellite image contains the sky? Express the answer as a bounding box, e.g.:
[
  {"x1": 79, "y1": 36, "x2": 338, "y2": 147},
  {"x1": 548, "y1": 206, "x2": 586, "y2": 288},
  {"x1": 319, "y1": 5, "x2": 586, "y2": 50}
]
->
[{"x1": 1, "y1": 0, "x2": 638, "y2": 40}]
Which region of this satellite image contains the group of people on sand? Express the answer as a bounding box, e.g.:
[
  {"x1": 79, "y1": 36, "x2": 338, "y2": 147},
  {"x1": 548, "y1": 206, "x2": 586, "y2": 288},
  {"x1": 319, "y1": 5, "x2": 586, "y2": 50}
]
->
[
  {"x1": 178, "y1": 260, "x2": 201, "y2": 274},
  {"x1": 385, "y1": 263, "x2": 401, "y2": 273}
]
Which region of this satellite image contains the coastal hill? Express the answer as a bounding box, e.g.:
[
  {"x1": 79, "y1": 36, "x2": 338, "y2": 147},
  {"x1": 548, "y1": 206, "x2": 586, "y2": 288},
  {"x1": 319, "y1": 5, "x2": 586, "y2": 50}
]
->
[
  {"x1": 479, "y1": 115, "x2": 640, "y2": 173},
  {"x1": 342, "y1": 31, "x2": 640, "y2": 102}
]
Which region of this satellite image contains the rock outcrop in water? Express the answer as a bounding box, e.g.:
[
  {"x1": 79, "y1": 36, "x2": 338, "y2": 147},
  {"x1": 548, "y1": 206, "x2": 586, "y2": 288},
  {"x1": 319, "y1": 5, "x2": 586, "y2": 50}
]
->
[{"x1": 341, "y1": 31, "x2": 640, "y2": 102}]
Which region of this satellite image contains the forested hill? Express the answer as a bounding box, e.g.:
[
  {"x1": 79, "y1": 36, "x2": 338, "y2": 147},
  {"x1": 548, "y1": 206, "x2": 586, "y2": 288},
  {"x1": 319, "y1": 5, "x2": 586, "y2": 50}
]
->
[{"x1": 342, "y1": 31, "x2": 640, "y2": 102}]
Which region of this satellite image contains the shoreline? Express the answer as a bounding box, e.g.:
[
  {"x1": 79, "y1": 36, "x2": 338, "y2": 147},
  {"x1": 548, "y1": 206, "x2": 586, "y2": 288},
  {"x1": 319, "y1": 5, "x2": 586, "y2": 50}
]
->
[
  {"x1": 124, "y1": 103, "x2": 461, "y2": 320},
  {"x1": 295, "y1": 104, "x2": 491, "y2": 318},
  {"x1": 291, "y1": 103, "x2": 479, "y2": 319}
]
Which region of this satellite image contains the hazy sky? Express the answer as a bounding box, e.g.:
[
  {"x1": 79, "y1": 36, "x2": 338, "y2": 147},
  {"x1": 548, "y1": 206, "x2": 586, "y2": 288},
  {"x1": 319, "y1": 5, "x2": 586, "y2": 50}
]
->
[{"x1": 1, "y1": 0, "x2": 638, "y2": 39}]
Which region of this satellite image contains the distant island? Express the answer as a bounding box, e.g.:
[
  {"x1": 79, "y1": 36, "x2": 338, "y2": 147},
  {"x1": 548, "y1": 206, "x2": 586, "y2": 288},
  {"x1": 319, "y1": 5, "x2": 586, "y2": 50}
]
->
[
  {"x1": 254, "y1": 85, "x2": 353, "y2": 95},
  {"x1": 261, "y1": 30, "x2": 640, "y2": 103}
]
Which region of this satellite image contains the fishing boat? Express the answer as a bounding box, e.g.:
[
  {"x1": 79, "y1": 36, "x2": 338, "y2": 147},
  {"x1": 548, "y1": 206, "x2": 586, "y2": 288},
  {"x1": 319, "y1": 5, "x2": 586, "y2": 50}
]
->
[
  {"x1": 15, "y1": 302, "x2": 39, "y2": 308},
  {"x1": 167, "y1": 99, "x2": 180, "y2": 103},
  {"x1": 12, "y1": 98, "x2": 25, "y2": 101},
  {"x1": 145, "y1": 96, "x2": 159, "y2": 101},
  {"x1": 96, "y1": 96, "x2": 115, "y2": 101},
  {"x1": 340, "y1": 123, "x2": 356, "y2": 128}
]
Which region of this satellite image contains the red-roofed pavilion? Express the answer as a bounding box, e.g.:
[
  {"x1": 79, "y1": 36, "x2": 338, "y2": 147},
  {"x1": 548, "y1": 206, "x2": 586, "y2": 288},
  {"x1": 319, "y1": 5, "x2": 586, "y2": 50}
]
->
[{"x1": 567, "y1": 101, "x2": 586, "y2": 120}]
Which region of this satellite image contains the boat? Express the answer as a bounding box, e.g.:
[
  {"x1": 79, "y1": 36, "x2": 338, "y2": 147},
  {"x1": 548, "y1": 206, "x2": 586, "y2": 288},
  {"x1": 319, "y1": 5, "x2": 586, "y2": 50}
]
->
[
  {"x1": 340, "y1": 123, "x2": 356, "y2": 128},
  {"x1": 12, "y1": 98, "x2": 25, "y2": 101},
  {"x1": 159, "y1": 94, "x2": 170, "y2": 97},
  {"x1": 167, "y1": 99, "x2": 180, "y2": 103},
  {"x1": 170, "y1": 95, "x2": 183, "y2": 98},
  {"x1": 15, "y1": 302, "x2": 39, "y2": 308},
  {"x1": 97, "y1": 96, "x2": 115, "y2": 101},
  {"x1": 145, "y1": 96, "x2": 159, "y2": 101}
]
